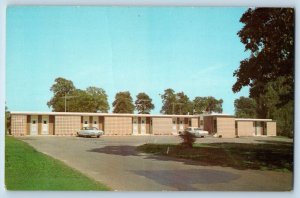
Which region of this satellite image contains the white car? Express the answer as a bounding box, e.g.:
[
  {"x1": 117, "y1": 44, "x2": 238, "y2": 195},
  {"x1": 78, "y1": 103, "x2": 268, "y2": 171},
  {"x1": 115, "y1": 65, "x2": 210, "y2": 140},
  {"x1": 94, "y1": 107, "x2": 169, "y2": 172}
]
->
[
  {"x1": 77, "y1": 127, "x2": 104, "y2": 138},
  {"x1": 180, "y1": 127, "x2": 209, "y2": 138}
]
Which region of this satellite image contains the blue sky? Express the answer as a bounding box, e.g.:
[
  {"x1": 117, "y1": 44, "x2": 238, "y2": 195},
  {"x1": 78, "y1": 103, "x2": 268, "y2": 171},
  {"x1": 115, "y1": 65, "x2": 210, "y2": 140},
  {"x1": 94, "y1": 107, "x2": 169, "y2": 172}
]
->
[{"x1": 6, "y1": 6, "x2": 250, "y2": 114}]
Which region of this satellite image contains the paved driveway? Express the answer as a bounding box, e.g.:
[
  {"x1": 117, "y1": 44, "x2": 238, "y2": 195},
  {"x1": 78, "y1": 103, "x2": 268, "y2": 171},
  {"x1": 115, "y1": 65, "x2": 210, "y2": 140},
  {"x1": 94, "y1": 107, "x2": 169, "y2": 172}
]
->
[{"x1": 18, "y1": 136, "x2": 293, "y2": 191}]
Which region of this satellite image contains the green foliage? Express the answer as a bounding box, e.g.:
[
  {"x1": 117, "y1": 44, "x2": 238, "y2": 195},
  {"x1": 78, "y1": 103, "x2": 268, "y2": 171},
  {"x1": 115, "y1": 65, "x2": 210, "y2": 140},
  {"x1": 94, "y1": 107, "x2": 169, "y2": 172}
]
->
[
  {"x1": 49, "y1": 77, "x2": 76, "y2": 97},
  {"x1": 176, "y1": 92, "x2": 193, "y2": 115},
  {"x1": 135, "y1": 92, "x2": 155, "y2": 114},
  {"x1": 5, "y1": 105, "x2": 11, "y2": 135},
  {"x1": 233, "y1": 8, "x2": 294, "y2": 104},
  {"x1": 259, "y1": 77, "x2": 294, "y2": 137},
  {"x1": 47, "y1": 78, "x2": 109, "y2": 112},
  {"x1": 179, "y1": 131, "x2": 196, "y2": 148},
  {"x1": 85, "y1": 87, "x2": 110, "y2": 113},
  {"x1": 234, "y1": 97, "x2": 257, "y2": 118},
  {"x1": 193, "y1": 96, "x2": 223, "y2": 114},
  {"x1": 5, "y1": 136, "x2": 109, "y2": 190},
  {"x1": 47, "y1": 77, "x2": 76, "y2": 111},
  {"x1": 112, "y1": 91, "x2": 135, "y2": 113},
  {"x1": 233, "y1": 8, "x2": 294, "y2": 137},
  {"x1": 160, "y1": 89, "x2": 193, "y2": 115},
  {"x1": 160, "y1": 88, "x2": 177, "y2": 114},
  {"x1": 137, "y1": 141, "x2": 293, "y2": 172}
]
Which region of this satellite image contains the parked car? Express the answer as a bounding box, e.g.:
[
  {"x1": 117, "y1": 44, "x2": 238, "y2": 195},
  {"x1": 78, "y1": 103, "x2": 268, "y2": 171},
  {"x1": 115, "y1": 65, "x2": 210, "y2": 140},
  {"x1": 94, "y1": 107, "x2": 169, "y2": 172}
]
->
[
  {"x1": 179, "y1": 127, "x2": 209, "y2": 138},
  {"x1": 77, "y1": 127, "x2": 104, "y2": 138}
]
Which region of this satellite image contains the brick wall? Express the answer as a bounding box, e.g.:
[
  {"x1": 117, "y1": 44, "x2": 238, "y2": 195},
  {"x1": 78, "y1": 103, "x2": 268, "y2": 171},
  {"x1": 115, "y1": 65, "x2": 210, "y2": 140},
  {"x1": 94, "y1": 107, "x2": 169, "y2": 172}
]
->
[
  {"x1": 204, "y1": 116, "x2": 214, "y2": 134},
  {"x1": 54, "y1": 116, "x2": 81, "y2": 135},
  {"x1": 191, "y1": 118, "x2": 199, "y2": 127},
  {"x1": 266, "y1": 122, "x2": 277, "y2": 136},
  {"x1": 237, "y1": 121, "x2": 254, "y2": 137},
  {"x1": 11, "y1": 115, "x2": 27, "y2": 136},
  {"x1": 152, "y1": 117, "x2": 172, "y2": 135},
  {"x1": 104, "y1": 116, "x2": 132, "y2": 135},
  {"x1": 216, "y1": 117, "x2": 236, "y2": 138}
]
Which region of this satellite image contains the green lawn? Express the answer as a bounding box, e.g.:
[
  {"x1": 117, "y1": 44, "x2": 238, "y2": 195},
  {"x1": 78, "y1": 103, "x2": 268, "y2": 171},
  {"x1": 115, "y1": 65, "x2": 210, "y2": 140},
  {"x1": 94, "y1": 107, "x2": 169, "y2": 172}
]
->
[
  {"x1": 137, "y1": 141, "x2": 293, "y2": 172},
  {"x1": 5, "y1": 136, "x2": 110, "y2": 190}
]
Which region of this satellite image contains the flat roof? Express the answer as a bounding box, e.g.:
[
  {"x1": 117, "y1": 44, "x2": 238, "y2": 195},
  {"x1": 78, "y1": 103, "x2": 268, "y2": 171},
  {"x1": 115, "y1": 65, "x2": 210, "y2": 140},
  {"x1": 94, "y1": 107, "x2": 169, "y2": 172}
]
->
[
  {"x1": 203, "y1": 114, "x2": 235, "y2": 117},
  {"x1": 10, "y1": 111, "x2": 201, "y2": 118},
  {"x1": 235, "y1": 118, "x2": 273, "y2": 122}
]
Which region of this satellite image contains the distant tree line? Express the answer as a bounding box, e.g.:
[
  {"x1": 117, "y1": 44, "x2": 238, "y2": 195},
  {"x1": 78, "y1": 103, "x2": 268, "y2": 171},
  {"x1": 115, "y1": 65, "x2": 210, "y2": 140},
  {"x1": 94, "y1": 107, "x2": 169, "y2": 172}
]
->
[
  {"x1": 47, "y1": 77, "x2": 223, "y2": 115},
  {"x1": 233, "y1": 8, "x2": 294, "y2": 137}
]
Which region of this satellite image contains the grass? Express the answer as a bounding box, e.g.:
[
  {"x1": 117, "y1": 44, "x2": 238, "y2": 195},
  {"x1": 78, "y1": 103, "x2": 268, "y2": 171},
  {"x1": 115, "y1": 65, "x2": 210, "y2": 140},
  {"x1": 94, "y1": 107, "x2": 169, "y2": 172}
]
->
[
  {"x1": 5, "y1": 136, "x2": 110, "y2": 190},
  {"x1": 137, "y1": 141, "x2": 293, "y2": 172}
]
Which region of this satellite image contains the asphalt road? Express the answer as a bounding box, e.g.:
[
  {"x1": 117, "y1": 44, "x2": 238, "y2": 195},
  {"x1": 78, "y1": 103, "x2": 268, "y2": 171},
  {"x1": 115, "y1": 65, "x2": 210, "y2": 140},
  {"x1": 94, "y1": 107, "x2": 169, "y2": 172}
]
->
[{"x1": 17, "y1": 136, "x2": 293, "y2": 191}]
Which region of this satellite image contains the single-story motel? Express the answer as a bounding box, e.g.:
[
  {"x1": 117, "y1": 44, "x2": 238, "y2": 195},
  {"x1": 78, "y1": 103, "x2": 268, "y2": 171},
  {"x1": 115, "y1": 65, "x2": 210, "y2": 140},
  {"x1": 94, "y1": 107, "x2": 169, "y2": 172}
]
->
[{"x1": 10, "y1": 111, "x2": 277, "y2": 138}]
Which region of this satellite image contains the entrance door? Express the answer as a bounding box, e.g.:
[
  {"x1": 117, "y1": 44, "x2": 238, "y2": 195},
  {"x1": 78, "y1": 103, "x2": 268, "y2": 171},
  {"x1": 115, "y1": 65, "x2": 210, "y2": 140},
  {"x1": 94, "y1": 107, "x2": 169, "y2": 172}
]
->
[
  {"x1": 41, "y1": 116, "x2": 49, "y2": 135},
  {"x1": 172, "y1": 118, "x2": 177, "y2": 134},
  {"x1": 141, "y1": 117, "x2": 146, "y2": 135},
  {"x1": 132, "y1": 117, "x2": 138, "y2": 135},
  {"x1": 179, "y1": 119, "x2": 184, "y2": 131},
  {"x1": 255, "y1": 122, "x2": 263, "y2": 136},
  {"x1": 92, "y1": 116, "x2": 98, "y2": 129},
  {"x1": 30, "y1": 115, "x2": 38, "y2": 135},
  {"x1": 83, "y1": 116, "x2": 89, "y2": 128}
]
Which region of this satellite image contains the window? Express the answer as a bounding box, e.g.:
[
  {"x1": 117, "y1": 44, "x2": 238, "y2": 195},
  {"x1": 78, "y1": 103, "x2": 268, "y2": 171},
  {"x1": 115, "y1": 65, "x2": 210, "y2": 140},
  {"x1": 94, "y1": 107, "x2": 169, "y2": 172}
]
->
[
  {"x1": 32, "y1": 120, "x2": 36, "y2": 124},
  {"x1": 84, "y1": 121, "x2": 88, "y2": 124},
  {"x1": 180, "y1": 121, "x2": 183, "y2": 124},
  {"x1": 173, "y1": 121, "x2": 176, "y2": 124},
  {"x1": 142, "y1": 120, "x2": 145, "y2": 124},
  {"x1": 94, "y1": 121, "x2": 97, "y2": 124},
  {"x1": 189, "y1": 120, "x2": 192, "y2": 127},
  {"x1": 43, "y1": 120, "x2": 47, "y2": 124}
]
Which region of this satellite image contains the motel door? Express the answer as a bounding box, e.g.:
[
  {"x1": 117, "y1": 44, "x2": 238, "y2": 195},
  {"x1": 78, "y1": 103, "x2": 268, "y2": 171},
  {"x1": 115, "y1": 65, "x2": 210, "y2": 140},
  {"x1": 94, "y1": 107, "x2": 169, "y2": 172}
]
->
[
  {"x1": 255, "y1": 122, "x2": 263, "y2": 136},
  {"x1": 172, "y1": 118, "x2": 177, "y2": 133},
  {"x1": 83, "y1": 116, "x2": 89, "y2": 128},
  {"x1": 30, "y1": 115, "x2": 38, "y2": 135},
  {"x1": 132, "y1": 117, "x2": 138, "y2": 135},
  {"x1": 41, "y1": 116, "x2": 49, "y2": 135},
  {"x1": 141, "y1": 118, "x2": 146, "y2": 135},
  {"x1": 179, "y1": 119, "x2": 184, "y2": 131},
  {"x1": 92, "y1": 116, "x2": 98, "y2": 129}
]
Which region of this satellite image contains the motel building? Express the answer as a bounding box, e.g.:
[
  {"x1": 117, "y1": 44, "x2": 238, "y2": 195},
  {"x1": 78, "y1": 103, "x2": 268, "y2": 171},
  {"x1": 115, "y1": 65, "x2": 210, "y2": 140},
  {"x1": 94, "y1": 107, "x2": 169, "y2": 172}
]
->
[{"x1": 10, "y1": 112, "x2": 277, "y2": 138}]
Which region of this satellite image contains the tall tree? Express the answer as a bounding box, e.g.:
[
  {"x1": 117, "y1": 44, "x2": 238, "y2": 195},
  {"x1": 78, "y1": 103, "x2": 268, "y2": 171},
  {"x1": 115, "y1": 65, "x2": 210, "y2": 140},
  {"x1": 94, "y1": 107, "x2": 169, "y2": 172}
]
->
[
  {"x1": 86, "y1": 87, "x2": 110, "y2": 113},
  {"x1": 47, "y1": 77, "x2": 76, "y2": 112},
  {"x1": 232, "y1": 8, "x2": 294, "y2": 105},
  {"x1": 135, "y1": 92, "x2": 155, "y2": 114},
  {"x1": 160, "y1": 89, "x2": 193, "y2": 115},
  {"x1": 175, "y1": 92, "x2": 193, "y2": 115},
  {"x1": 259, "y1": 77, "x2": 294, "y2": 137},
  {"x1": 234, "y1": 97, "x2": 257, "y2": 118},
  {"x1": 112, "y1": 91, "x2": 135, "y2": 113},
  {"x1": 47, "y1": 78, "x2": 109, "y2": 112},
  {"x1": 160, "y1": 89, "x2": 177, "y2": 114},
  {"x1": 233, "y1": 8, "x2": 294, "y2": 137},
  {"x1": 193, "y1": 96, "x2": 223, "y2": 114},
  {"x1": 67, "y1": 89, "x2": 95, "y2": 112}
]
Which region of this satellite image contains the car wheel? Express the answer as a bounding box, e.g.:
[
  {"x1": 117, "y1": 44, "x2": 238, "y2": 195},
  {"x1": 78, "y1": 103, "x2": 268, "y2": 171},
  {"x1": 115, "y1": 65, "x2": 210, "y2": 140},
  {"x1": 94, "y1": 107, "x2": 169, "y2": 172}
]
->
[{"x1": 97, "y1": 135, "x2": 100, "y2": 138}]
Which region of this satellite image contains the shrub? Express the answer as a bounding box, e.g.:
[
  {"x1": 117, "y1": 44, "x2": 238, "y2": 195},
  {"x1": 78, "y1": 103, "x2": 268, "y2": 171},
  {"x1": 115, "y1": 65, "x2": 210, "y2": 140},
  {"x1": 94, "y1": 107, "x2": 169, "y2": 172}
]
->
[{"x1": 179, "y1": 131, "x2": 196, "y2": 148}]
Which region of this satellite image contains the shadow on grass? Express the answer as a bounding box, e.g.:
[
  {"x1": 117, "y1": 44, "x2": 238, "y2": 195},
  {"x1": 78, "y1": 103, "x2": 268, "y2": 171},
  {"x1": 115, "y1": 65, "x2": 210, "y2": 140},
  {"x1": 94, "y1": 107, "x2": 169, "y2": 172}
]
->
[{"x1": 88, "y1": 141, "x2": 293, "y2": 172}]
